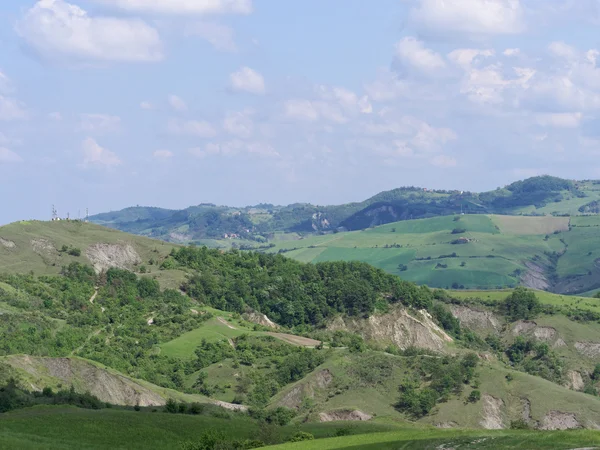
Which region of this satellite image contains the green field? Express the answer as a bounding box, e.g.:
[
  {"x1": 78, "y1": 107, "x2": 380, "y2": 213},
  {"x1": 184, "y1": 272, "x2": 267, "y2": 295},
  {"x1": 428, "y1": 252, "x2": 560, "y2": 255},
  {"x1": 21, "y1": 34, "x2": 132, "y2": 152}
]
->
[
  {"x1": 268, "y1": 215, "x2": 573, "y2": 290},
  {"x1": 450, "y1": 289, "x2": 600, "y2": 314},
  {"x1": 268, "y1": 429, "x2": 600, "y2": 449},
  {"x1": 0, "y1": 406, "x2": 396, "y2": 450}
]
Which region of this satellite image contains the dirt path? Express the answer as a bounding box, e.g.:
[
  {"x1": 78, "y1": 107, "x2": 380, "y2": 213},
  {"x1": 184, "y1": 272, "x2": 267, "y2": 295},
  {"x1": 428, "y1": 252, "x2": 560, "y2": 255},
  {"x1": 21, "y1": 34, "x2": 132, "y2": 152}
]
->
[
  {"x1": 267, "y1": 332, "x2": 321, "y2": 347},
  {"x1": 89, "y1": 288, "x2": 98, "y2": 304},
  {"x1": 217, "y1": 317, "x2": 237, "y2": 329}
]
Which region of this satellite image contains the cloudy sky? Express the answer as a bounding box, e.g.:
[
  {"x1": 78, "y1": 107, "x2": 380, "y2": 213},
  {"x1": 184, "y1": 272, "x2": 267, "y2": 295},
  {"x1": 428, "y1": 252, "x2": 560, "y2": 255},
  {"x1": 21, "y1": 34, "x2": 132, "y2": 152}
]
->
[{"x1": 2, "y1": 0, "x2": 600, "y2": 223}]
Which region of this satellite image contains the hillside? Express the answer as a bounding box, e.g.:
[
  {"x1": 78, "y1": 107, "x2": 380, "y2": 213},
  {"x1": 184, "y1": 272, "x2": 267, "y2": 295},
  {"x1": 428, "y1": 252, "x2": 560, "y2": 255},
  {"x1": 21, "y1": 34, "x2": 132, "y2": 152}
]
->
[
  {"x1": 1, "y1": 222, "x2": 600, "y2": 448},
  {"x1": 267, "y1": 214, "x2": 600, "y2": 294},
  {"x1": 90, "y1": 176, "x2": 600, "y2": 243}
]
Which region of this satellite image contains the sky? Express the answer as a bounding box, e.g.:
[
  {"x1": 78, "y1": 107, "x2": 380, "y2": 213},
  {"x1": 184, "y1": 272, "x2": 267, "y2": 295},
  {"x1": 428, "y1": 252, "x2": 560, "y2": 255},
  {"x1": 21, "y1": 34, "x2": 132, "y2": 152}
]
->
[{"x1": 2, "y1": 0, "x2": 600, "y2": 223}]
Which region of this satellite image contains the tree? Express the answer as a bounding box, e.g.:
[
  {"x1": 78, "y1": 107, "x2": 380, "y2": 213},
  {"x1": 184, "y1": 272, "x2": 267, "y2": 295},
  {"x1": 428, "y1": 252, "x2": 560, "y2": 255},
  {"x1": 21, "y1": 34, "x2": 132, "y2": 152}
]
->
[
  {"x1": 502, "y1": 287, "x2": 541, "y2": 321},
  {"x1": 467, "y1": 390, "x2": 481, "y2": 403}
]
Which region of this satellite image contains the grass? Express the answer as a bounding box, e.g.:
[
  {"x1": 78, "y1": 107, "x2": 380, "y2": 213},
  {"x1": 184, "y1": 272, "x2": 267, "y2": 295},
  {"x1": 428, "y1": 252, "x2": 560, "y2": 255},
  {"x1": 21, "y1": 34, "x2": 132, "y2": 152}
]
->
[
  {"x1": 266, "y1": 215, "x2": 571, "y2": 289},
  {"x1": 0, "y1": 220, "x2": 178, "y2": 287},
  {"x1": 266, "y1": 429, "x2": 600, "y2": 449},
  {"x1": 0, "y1": 405, "x2": 398, "y2": 450},
  {"x1": 450, "y1": 289, "x2": 600, "y2": 314}
]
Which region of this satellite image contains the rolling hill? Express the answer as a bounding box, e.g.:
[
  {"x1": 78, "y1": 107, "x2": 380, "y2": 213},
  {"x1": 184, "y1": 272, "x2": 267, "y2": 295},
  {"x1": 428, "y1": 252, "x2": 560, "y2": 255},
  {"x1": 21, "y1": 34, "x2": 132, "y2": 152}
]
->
[
  {"x1": 90, "y1": 176, "x2": 600, "y2": 244},
  {"x1": 1, "y1": 221, "x2": 600, "y2": 448},
  {"x1": 265, "y1": 214, "x2": 600, "y2": 294}
]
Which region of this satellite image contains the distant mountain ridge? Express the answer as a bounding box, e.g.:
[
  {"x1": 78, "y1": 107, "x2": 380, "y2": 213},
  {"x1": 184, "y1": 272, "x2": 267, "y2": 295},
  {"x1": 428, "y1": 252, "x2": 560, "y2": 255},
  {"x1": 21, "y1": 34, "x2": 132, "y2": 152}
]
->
[{"x1": 90, "y1": 176, "x2": 600, "y2": 244}]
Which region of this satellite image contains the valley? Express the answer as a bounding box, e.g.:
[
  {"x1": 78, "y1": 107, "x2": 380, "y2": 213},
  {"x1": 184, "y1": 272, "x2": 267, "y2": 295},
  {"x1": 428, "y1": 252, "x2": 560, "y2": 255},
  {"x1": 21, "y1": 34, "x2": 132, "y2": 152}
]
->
[{"x1": 1, "y1": 220, "x2": 600, "y2": 448}]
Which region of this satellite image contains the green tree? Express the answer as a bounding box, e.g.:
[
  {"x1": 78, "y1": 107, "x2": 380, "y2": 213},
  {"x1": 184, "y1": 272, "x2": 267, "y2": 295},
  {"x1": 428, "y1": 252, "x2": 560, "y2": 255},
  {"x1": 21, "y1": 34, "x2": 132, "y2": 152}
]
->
[{"x1": 502, "y1": 287, "x2": 541, "y2": 321}]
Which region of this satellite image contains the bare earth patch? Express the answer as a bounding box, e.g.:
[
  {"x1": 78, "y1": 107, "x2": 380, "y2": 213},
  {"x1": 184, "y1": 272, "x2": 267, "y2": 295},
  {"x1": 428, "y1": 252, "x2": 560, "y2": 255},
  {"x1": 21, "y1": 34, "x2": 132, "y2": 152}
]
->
[
  {"x1": 575, "y1": 342, "x2": 600, "y2": 358},
  {"x1": 85, "y1": 243, "x2": 141, "y2": 273},
  {"x1": 217, "y1": 317, "x2": 237, "y2": 330},
  {"x1": 479, "y1": 394, "x2": 505, "y2": 429},
  {"x1": 0, "y1": 238, "x2": 16, "y2": 249},
  {"x1": 6, "y1": 355, "x2": 164, "y2": 407},
  {"x1": 512, "y1": 320, "x2": 537, "y2": 336},
  {"x1": 450, "y1": 305, "x2": 500, "y2": 332},
  {"x1": 266, "y1": 332, "x2": 321, "y2": 347},
  {"x1": 243, "y1": 311, "x2": 280, "y2": 329},
  {"x1": 564, "y1": 370, "x2": 585, "y2": 391},
  {"x1": 319, "y1": 409, "x2": 372, "y2": 422},
  {"x1": 540, "y1": 411, "x2": 581, "y2": 430},
  {"x1": 328, "y1": 306, "x2": 453, "y2": 352}
]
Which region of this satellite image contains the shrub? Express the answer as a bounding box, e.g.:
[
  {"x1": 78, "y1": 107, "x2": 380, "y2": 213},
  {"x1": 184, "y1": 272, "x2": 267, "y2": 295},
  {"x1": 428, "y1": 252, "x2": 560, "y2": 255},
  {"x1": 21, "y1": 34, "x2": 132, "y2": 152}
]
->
[
  {"x1": 467, "y1": 390, "x2": 481, "y2": 403},
  {"x1": 289, "y1": 431, "x2": 314, "y2": 442},
  {"x1": 502, "y1": 287, "x2": 541, "y2": 321}
]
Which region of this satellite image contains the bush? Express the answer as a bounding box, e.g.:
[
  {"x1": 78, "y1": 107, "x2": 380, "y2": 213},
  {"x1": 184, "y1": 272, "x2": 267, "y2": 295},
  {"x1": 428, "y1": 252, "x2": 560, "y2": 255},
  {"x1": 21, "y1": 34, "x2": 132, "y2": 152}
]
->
[
  {"x1": 164, "y1": 398, "x2": 178, "y2": 414},
  {"x1": 289, "y1": 431, "x2": 314, "y2": 442},
  {"x1": 467, "y1": 390, "x2": 481, "y2": 403},
  {"x1": 510, "y1": 419, "x2": 530, "y2": 430},
  {"x1": 68, "y1": 247, "x2": 81, "y2": 257}
]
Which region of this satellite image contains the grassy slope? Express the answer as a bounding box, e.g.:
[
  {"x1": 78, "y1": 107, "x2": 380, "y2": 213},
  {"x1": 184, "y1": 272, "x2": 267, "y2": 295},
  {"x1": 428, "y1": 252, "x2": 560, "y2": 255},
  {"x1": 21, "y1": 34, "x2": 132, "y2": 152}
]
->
[
  {"x1": 450, "y1": 289, "x2": 600, "y2": 314},
  {"x1": 0, "y1": 405, "x2": 397, "y2": 450},
  {"x1": 267, "y1": 215, "x2": 568, "y2": 290},
  {"x1": 267, "y1": 429, "x2": 600, "y2": 450},
  {"x1": 0, "y1": 220, "x2": 184, "y2": 289}
]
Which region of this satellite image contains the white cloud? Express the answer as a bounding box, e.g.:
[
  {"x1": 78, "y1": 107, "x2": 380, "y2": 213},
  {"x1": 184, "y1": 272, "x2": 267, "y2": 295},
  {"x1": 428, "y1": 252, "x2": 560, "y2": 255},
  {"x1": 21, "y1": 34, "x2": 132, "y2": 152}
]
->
[
  {"x1": 0, "y1": 96, "x2": 27, "y2": 121},
  {"x1": 81, "y1": 137, "x2": 121, "y2": 168},
  {"x1": 168, "y1": 95, "x2": 188, "y2": 111},
  {"x1": 548, "y1": 41, "x2": 578, "y2": 60},
  {"x1": 80, "y1": 113, "x2": 121, "y2": 133},
  {"x1": 0, "y1": 148, "x2": 22, "y2": 163},
  {"x1": 447, "y1": 48, "x2": 494, "y2": 69},
  {"x1": 229, "y1": 67, "x2": 265, "y2": 94},
  {"x1": 17, "y1": 0, "x2": 163, "y2": 63},
  {"x1": 410, "y1": 0, "x2": 525, "y2": 35},
  {"x1": 395, "y1": 37, "x2": 446, "y2": 75},
  {"x1": 48, "y1": 112, "x2": 63, "y2": 120},
  {"x1": 140, "y1": 101, "x2": 153, "y2": 110},
  {"x1": 153, "y1": 150, "x2": 173, "y2": 158},
  {"x1": 284, "y1": 99, "x2": 347, "y2": 124},
  {"x1": 364, "y1": 69, "x2": 411, "y2": 102},
  {"x1": 223, "y1": 109, "x2": 254, "y2": 138},
  {"x1": 189, "y1": 139, "x2": 278, "y2": 158},
  {"x1": 93, "y1": 0, "x2": 252, "y2": 15},
  {"x1": 431, "y1": 154, "x2": 457, "y2": 167},
  {"x1": 536, "y1": 112, "x2": 583, "y2": 128},
  {"x1": 168, "y1": 119, "x2": 217, "y2": 137},
  {"x1": 185, "y1": 22, "x2": 236, "y2": 52},
  {"x1": 503, "y1": 48, "x2": 521, "y2": 56}
]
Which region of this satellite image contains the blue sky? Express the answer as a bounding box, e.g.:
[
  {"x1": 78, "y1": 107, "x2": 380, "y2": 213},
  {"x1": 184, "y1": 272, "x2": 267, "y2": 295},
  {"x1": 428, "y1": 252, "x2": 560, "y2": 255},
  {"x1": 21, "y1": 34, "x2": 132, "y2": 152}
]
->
[{"x1": 2, "y1": 0, "x2": 600, "y2": 223}]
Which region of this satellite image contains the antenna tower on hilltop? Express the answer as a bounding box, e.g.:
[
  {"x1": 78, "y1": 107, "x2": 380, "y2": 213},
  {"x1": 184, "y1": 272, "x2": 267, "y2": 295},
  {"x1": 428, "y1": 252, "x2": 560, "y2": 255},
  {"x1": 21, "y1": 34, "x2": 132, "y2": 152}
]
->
[
  {"x1": 85, "y1": 208, "x2": 89, "y2": 223},
  {"x1": 51, "y1": 205, "x2": 58, "y2": 221}
]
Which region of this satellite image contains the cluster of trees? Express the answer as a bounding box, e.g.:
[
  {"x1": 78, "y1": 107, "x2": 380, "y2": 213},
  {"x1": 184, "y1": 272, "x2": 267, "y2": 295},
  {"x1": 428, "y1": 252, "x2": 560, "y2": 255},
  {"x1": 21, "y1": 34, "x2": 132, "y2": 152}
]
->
[
  {"x1": 173, "y1": 247, "x2": 436, "y2": 328},
  {"x1": 394, "y1": 353, "x2": 479, "y2": 418}
]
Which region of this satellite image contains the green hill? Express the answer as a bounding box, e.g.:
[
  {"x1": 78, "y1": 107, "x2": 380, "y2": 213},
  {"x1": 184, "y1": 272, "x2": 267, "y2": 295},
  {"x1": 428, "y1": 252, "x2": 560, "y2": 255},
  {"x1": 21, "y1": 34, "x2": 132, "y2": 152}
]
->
[
  {"x1": 267, "y1": 214, "x2": 600, "y2": 294},
  {"x1": 1, "y1": 222, "x2": 600, "y2": 448},
  {"x1": 90, "y1": 176, "x2": 600, "y2": 244}
]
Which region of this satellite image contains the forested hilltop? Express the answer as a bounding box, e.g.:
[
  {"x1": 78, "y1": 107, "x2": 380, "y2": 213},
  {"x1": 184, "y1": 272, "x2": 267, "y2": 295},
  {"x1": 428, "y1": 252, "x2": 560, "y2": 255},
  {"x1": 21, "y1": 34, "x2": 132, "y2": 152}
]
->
[{"x1": 91, "y1": 176, "x2": 600, "y2": 244}]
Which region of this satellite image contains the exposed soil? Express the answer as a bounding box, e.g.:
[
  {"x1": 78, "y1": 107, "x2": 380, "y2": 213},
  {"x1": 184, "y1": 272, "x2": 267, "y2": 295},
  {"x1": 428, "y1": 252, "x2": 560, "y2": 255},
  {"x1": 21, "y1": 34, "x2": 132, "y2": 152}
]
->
[
  {"x1": 565, "y1": 370, "x2": 585, "y2": 391},
  {"x1": 319, "y1": 409, "x2": 372, "y2": 422},
  {"x1": 85, "y1": 243, "x2": 141, "y2": 273},
  {"x1": 575, "y1": 342, "x2": 600, "y2": 358},
  {"x1": 479, "y1": 394, "x2": 505, "y2": 430},
  {"x1": 277, "y1": 369, "x2": 333, "y2": 410},
  {"x1": 243, "y1": 311, "x2": 280, "y2": 329},
  {"x1": 521, "y1": 398, "x2": 534, "y2": 425},
  {"x1": 266, "y1": 332, "x2": 321, "y2": 347},
  {"x1": 540, "y1": 411, "x2": 581, "y2": 430},
  {"x1": 31, "y1": 238, "x2": 59, "y2": 264},
  {"x1": 217, "y1": 317, "x2": 237, "y2": 330},
  {"x1": 328, "y1": 306, "x2": 453, "y2": 352},
  {"x1": 450, "y1": 305, "x2": 500, "y2": 332},
  {"x1": 211, "y1": 400, "x2": 248, "y2": 412},
  {"x1": 6, "y1": 356, "x2": 164, "y2": 407},
  {"x1": 533, "y1": 326, "x2": 558, "y2": 342},
  {"x1": 521, "y1": 262, "x2": 550, "y2": 291},
  {"x1": 512, "y1": 320, "x2": 537, "y2": 336},
  {"x1": 0, "y1": 238, "x2": 16, "y2": 249}
]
